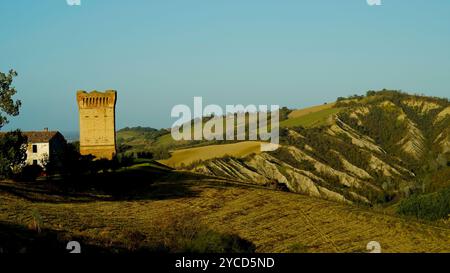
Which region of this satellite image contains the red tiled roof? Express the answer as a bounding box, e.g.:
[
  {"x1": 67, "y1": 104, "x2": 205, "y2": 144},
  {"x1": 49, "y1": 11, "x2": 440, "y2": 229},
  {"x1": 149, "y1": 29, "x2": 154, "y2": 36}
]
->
[
  {"x1": 23, "y1": 131, "x2": 60, "y2": 143},
  {"x1": 0, "y1": 131, "x2": 64, "y2": 143}
]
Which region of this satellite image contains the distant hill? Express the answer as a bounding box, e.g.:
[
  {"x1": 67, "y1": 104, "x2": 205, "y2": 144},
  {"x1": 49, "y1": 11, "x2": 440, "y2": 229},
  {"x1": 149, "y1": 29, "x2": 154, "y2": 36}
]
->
[
  {"x1": 116, "y1": 127, "x2": 171, "y2": 158},
  {"x1": 117, "y1": 127, "x2": 169, "y2": 146},
  {"x1": 61, "y1": 131, "x2": 79, "y2": 143}
]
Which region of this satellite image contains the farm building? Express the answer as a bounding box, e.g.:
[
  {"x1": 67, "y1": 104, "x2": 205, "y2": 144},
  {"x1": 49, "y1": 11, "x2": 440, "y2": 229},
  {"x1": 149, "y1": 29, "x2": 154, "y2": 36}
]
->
[{"x1": 22, "y1": 129, "x2": 67, "y2": 167}]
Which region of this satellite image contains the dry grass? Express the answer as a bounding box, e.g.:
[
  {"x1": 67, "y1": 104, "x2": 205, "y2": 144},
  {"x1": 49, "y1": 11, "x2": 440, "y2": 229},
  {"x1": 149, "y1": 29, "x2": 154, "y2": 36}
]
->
[
  {"x1": 159, "y1": 141, "x2": 264, "y2": 168},
  {"x1": 288, "y1": 103, "x2": 335, "y2": 119},
  {"x1": 281, "y1": 107, "x2": 341, "y2": 128},
  {"x1": 1, "y1": 177, "x2": 450, "y2": 253},
  {"x1": 280, "y1": 103, "x2": 340, "y2": 128}
]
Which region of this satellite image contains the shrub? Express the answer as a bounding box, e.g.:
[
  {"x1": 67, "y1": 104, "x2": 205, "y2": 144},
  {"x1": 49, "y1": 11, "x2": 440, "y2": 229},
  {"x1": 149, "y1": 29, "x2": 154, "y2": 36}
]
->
[
  {"x1": 397, "y1": 187, "x2": 450, "y2": 221},
  {"x1": 17, "y1": 165, "x2": 43, "y2": 181},
  {"x1": 116, "y1": 153, "x2": 135, "y2": 168},
  {"x1": 279, "y1": 107, "x2": 293, "y2": 121},
  {"x1": 28, "y1": 210, "x2": 43, "y2": 233},
  {"x1": 122, "y1": 230, "x2": 147, "y2": 251},
  {"x1": 137, "y1": 151, "x2": 153, "y2": 159},
  {"x1": 0, "y1": 130, "x2": 27, "y2": 178},
  {"x1": 183, "y1": 230, "x2": 255, "y2": 253},
  {"x1": 149, "y1": 213, "x2": 256, "y2": 253},
  {"x1": 287, "y1": 243, "x2": 310, "y2": 253}
]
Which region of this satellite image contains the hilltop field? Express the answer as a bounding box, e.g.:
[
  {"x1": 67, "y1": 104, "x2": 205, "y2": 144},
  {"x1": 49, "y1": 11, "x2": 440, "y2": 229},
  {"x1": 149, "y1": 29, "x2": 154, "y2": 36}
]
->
[
  {"x1": 1, "y1": 165, "x2": 449, "y2": 253},
  {"x1": 159, "y1": 141, "x2": 264, "y2": 168}
]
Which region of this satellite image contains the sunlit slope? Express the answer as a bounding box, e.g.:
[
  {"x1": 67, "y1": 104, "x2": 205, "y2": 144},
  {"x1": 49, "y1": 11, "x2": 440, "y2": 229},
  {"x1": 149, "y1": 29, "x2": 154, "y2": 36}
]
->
[
  {"x1": 160, "y1": 141, "x2": 265, "y2": 168},
  {"x1": 288, "y1": 103, "x2": 335, "y2": 119},
  {"x1": 200, "y1": 185, "x2": 450, "y2": 253},
  {"x1": 280, "y1": 107, "x2": 341, "y2": 128}
]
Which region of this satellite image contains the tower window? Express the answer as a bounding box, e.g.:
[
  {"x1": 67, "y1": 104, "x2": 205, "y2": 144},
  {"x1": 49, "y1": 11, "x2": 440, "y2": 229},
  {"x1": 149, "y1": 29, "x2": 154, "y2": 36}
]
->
[{"x1": 32, "y1": 145, "x2": 38, "y2": 153}]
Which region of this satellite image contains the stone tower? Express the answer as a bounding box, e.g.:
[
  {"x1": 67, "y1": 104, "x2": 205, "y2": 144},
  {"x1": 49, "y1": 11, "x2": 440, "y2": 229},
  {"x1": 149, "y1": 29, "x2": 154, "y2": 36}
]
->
[{"x1": 76, "y1": 90, "x2": 117, "y2": 160}]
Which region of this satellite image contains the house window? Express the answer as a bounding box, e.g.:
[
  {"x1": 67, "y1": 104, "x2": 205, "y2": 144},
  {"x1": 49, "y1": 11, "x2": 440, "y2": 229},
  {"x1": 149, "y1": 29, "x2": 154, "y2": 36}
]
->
[
  {"x1": 32, "y1": 145, "x2": 38, "y2": 153},
  {"x1": 33, "y1": 160, "x2": 38, "y2": 166}
]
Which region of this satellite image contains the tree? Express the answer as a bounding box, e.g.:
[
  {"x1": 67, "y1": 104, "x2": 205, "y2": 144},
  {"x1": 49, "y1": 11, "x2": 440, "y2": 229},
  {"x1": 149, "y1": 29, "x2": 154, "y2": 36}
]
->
[
  {"x1": 279, "y1": 107, "x2": 292, "y2": 121},
  {"x1": 0, "y1": 130, "x2": 28, "y2": 178},
  {"x1": 0, "y1": 70, "x2": 21, "y2": 129}
]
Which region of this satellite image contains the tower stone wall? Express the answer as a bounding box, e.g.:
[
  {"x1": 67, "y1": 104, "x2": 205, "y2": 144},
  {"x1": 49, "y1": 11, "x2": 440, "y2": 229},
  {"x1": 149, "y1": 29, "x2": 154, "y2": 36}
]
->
[{"x1": 76, "y1": 90, "x2": 117, "y2": 160}]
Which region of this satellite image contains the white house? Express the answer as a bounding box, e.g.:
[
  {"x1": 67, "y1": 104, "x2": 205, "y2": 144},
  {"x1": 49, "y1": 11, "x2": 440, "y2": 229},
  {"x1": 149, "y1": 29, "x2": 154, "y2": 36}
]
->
[{"x1": 23, "y1": 129, "x2": 67, "y2": 167}]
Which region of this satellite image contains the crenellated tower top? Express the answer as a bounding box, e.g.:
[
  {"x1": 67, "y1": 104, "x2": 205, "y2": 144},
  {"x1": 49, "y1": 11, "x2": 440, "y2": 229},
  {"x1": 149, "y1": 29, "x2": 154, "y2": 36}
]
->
[{"x1": 76, "y1": 90, "x2": 117, "y2": 109}]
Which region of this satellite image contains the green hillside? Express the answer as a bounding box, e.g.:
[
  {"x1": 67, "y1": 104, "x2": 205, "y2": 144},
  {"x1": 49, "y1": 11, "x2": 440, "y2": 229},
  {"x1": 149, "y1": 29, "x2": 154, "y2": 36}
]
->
[{"x1": 280, "y1": 107, "x2": 342, "y2": 128}]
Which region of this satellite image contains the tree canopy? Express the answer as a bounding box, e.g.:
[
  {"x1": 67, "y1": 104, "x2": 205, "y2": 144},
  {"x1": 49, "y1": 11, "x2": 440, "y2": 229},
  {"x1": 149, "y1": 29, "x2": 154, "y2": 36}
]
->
[
  {"x1": 0, "y1": 130, "x2": 27, "y2": 178},
  {"x1": 0, "y1": 70, "x2": 21, "y2": 129}
]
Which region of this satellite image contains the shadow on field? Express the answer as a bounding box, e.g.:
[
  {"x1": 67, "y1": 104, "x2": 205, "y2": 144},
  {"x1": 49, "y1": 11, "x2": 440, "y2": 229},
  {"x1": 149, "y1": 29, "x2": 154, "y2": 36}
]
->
[
  {"x1": 0, "y1": 165, "x2": 212, "y2": 204},
  {"x1": 0, "y1": 221, "x2": 119, "y2": 254},
  {"x1": 0, "y1": 215, "x2": 257, "y2": 254}
]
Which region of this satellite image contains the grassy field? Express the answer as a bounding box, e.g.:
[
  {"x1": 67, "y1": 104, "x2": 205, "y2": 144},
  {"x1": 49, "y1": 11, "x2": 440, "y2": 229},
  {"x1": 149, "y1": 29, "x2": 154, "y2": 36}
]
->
[
  {"x1": 1, "y1": 166, "x2": 450, "y2": 253},
  {"x1": 159, "y1": 141, "x2": 264, "y2": 168},
  {"x1": 288, "y1": 103, "x2": 335, "y2": 118},
  {"x1": 280, "y1": 107, "x2": 342, "y2": 128}
]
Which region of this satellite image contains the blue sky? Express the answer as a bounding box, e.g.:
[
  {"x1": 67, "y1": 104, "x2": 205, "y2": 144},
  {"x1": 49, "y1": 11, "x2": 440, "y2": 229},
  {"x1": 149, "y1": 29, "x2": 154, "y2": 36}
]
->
[{"x1": 1, "y1": 0, "x2": 450, "y2": 131}]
